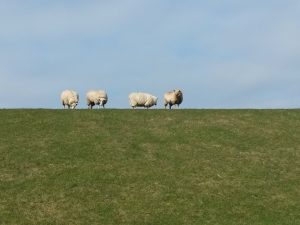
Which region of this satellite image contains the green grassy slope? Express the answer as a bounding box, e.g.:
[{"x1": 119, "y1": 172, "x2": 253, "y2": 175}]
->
[{"x1": 0, "y1": 109, "x2": 299, "y2": 225}]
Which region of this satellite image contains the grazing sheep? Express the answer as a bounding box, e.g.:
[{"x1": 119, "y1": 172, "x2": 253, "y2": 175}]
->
[
  {"x1": 86, "y1": 90, "x2": 108, "y2": 109},
  {"x1": 61, "y1": 90, "x2": 79, "y2": 109},
  {"x1": 129, "y1": 92, "x2": 158, "y2": 109},
  {"x1": 164, "y1": 89, "x2": 183, "y2": 109}
]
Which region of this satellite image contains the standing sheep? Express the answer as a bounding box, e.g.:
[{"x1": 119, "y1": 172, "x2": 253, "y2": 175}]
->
[
  {"x1": 86, "y1": 90, "x2": 108, "y2": 109},
  {"x1": 164, "y1": 89, "x2": 183, "y2": 109},
  {"x1": 61, "y1": 90, "x2": 79, "y2": 109},
  {"x1": 129, "y1": 92, "x2": 158, "y2": 109}
]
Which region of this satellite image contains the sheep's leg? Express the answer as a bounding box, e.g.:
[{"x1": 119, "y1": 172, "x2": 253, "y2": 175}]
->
[
  {"x1": 90, "y1": 102, "x2": 95, "y2": 109},
  {"x1": 100, "y1": 101, "x2": 105, "y2": 109},
  {"x1": 87, "y1": 101, "x2": 92, "y2": 109}
]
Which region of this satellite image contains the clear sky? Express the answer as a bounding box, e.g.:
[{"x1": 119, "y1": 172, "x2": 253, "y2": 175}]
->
[{"x1": 0, "y1": 0, "x2": 299, "y2": 108}]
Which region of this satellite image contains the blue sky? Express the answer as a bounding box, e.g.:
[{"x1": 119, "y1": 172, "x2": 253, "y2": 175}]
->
[{"x1": 0, "y1": 0, "x2": 299, "y2": 108}]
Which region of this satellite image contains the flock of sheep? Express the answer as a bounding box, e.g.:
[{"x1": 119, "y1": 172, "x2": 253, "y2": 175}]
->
[{"x1": 60, "y1": 89, "x2": 183, "y2": 109}]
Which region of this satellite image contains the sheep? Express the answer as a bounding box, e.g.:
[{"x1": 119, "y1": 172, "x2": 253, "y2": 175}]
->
[
  {"x1": 164, "y1": 89, "x2": 183, "y2": 109},
  {"x1": 129, "y1": 92, "x2": 158, "y2": 109},
  {"x1": 61, "y1": 90, "x2": 79, "y2": 109},
  {"x1": 86, "y1": 90, "x2": 108, "y2": 109}
]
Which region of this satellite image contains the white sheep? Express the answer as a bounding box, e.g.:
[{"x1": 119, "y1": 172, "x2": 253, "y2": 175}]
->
[
  {"x1": 129, "y1": 92, "x2": 158, "y2": 109},
  {"x1": 164, "y1": 89, "x2": 183, "y2": 109},
  {"x1": 61, "y1": 90, "x2": 79, "y2": 109},
  {"x1": 86, "y1": 90, "x2": 108, "y2": 109}
]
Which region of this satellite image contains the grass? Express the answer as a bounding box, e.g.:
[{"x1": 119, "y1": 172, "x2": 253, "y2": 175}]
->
[{"x1": 0, "y1": 109, "x2": 299, "y2": 225}]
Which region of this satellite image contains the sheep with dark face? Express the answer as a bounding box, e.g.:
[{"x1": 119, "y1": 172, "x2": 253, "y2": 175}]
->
[
  {"x1": 61, "y1": 90, "x2": 79, "y2": 109},
  {"x1": 86, "y1": 90, "x2": 108, "y2": 109},
  {"x1": 164, "y1": 89, "x2": 183, "y2": 109},
  {"x1": 129, "y1": 92, "x2": 158, "y2": 109}
]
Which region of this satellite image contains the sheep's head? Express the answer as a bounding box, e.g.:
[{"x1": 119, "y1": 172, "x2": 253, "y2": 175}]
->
[
  {"x1": 175, "y1": 89, "x2": 182, "y2": 97},
  {"x1": 70, "y1": 102, "x2": 78, "y2": 109},
  {"x1": 69, "y1": 97, "x2": 78, "y2": 109}
]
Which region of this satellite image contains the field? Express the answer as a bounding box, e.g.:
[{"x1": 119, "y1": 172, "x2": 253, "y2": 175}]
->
[{"x1": 0, "y1": 109, "x2": 299, "y2": 225}]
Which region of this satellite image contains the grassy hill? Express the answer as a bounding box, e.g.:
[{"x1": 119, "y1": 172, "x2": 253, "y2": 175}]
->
[{"x1": 0, "y1": 109, "x2": 299, "y2": 225}]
